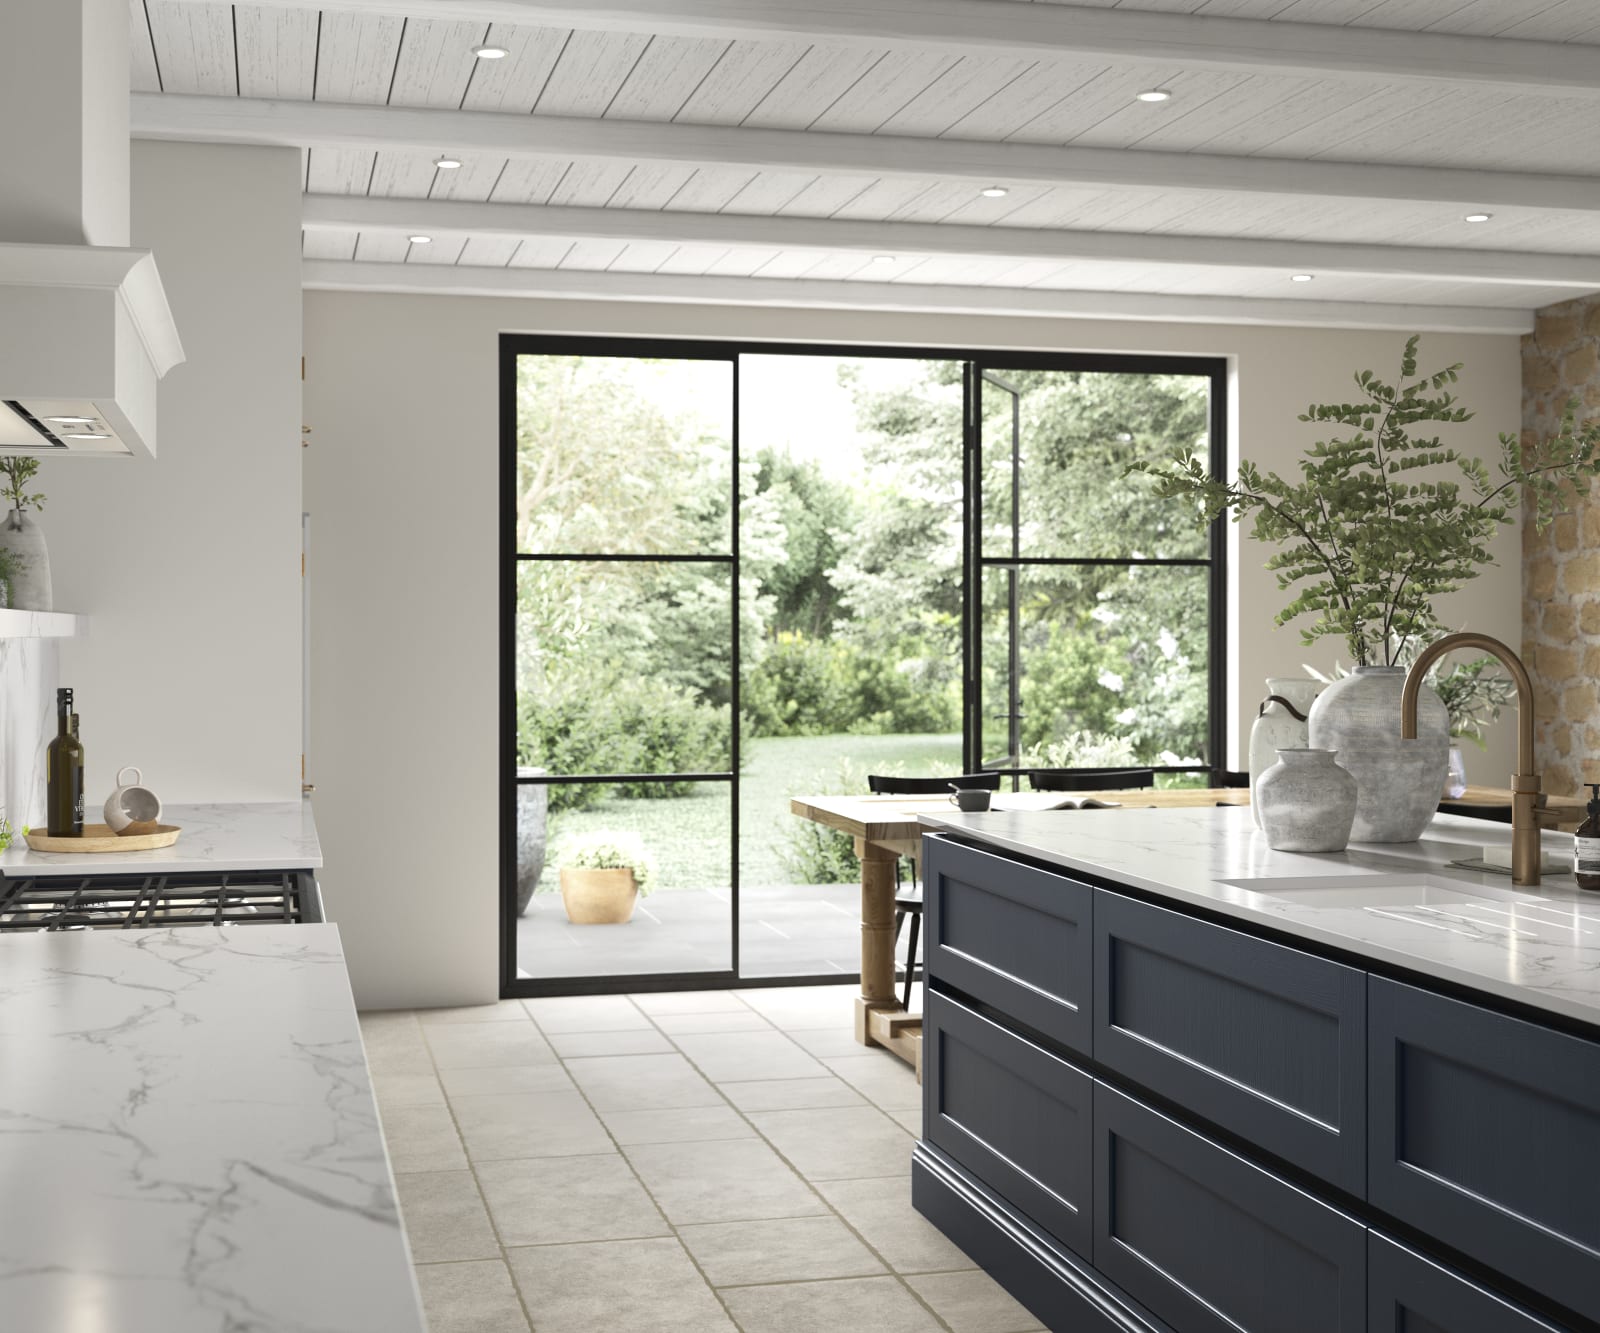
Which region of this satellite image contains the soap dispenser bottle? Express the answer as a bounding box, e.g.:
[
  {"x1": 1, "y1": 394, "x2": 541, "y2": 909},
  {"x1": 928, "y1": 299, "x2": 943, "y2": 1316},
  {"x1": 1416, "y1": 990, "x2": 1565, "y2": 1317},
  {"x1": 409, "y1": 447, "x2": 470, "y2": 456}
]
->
[{"x1": 1577, "y1": 784, "x2": 1600, "y2": 893}]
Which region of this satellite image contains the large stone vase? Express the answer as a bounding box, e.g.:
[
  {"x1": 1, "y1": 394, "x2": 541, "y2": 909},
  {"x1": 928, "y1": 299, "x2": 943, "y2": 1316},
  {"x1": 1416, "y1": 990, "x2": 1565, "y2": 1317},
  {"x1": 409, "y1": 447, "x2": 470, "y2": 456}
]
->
[
  {"x1": 1307, "y1": 665, "x2": 1448, "y2": 842},
  {"x1": 0, "y1": 510, "x2": 51, "y2": 611}
]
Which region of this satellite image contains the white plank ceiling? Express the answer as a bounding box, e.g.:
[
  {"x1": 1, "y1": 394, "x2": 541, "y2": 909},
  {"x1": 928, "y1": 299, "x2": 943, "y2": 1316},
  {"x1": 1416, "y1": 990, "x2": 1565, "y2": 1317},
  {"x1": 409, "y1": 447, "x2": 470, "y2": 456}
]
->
[{"x1": 128, "y1": 0, "x2": 1600, "y2": 328}]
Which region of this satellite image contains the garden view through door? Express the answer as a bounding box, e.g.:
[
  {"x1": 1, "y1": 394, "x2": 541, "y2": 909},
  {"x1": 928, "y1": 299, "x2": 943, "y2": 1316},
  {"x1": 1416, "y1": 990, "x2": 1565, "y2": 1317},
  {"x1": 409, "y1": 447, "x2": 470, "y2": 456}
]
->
[{"x1": 507, "y1": 342, "x2": 1224, "y2": 993}]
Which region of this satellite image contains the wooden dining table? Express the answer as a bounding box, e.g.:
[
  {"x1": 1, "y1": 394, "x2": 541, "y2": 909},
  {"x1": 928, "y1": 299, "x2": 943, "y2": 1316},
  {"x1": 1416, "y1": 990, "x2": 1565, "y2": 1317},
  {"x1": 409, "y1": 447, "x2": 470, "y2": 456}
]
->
[{"x1": 788, "y1": 783, "x2": 1585, "y2": 1077}]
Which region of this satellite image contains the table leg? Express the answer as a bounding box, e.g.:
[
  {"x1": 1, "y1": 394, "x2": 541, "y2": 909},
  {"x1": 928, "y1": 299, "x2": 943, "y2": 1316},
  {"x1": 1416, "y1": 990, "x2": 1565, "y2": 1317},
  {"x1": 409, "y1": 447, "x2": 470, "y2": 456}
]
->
[{"x1": 853, "y1": 837, "x2": 899, "y2": 1045}]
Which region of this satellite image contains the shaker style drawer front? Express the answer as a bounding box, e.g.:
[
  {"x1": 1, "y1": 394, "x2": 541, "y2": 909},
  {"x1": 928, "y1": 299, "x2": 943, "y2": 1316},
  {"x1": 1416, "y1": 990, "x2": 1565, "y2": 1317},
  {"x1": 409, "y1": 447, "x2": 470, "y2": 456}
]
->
[
  {"x1": 1368, "y1": 1234, "x2": 1571, "y2": 1333},
  {"x1": 1093, "y1": 1083, "x2": 1366, "y2": 1333},
  {"x1": 924, "y1": 991, "x2": 1094, "y2": 1259},
  {"x1": 923, "y1": 836, "x2": 1093, "y2": 1053},
  {"x1": 1369, "y1": 978, "x2": 1600, "y2": 1326},
  {"x1": 1093, "y1": 890, "x2": 1367, "y2": 1194}
]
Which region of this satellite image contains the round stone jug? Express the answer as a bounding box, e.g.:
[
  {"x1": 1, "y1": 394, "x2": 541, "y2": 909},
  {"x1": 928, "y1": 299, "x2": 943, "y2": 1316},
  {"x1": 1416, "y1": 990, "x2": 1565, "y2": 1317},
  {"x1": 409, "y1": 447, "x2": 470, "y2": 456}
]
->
[
  {"x1": 0, "y1": 509, "x2": 51, "y2": 611},
  {"x1": 1307, "y1": 665, "x2": 1448, "y2": 842},
  {"x1": 1248, "y1": 678, "x2": 1322, "y2": 828},
  {"x1": 1256, "y1": 748, "x2": 1358, "y2": 852}
]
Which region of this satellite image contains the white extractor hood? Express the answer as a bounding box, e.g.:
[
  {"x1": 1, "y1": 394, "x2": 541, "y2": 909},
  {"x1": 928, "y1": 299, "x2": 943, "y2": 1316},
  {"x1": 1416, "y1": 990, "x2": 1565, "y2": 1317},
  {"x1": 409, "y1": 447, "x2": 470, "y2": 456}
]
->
[{"x1": 0, "y1": 243, "x2": 183, "y2": 459}]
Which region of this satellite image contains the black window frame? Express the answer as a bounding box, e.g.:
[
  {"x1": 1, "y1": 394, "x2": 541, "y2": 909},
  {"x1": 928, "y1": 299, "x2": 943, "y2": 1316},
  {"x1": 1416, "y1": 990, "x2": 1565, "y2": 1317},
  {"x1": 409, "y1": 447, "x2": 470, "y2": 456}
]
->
[{"x1": 500, "y1": 334, "x2": 1228, "y2": 999}]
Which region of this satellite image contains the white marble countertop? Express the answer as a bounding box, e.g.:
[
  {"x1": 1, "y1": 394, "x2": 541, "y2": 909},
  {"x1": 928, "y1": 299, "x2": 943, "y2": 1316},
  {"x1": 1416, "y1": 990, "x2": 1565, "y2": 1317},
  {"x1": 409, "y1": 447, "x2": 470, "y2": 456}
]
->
[
  {"x1": 0, "y1": 923, "x2": 425, "y2": 1332},
  {"x1": 923, "y1": 807, "x2": 1600, "y2": 1031},
  {"x1": 0, "y1": 801, "x2": 322, "y2": 877}
]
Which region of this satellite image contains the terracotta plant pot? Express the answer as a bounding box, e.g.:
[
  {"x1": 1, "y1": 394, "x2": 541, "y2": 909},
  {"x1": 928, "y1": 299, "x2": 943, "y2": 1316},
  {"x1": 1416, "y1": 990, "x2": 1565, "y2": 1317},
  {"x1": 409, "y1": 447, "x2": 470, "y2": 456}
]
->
[{"x1": 559, "y1": 866, "x2": 639, "y2": 924}]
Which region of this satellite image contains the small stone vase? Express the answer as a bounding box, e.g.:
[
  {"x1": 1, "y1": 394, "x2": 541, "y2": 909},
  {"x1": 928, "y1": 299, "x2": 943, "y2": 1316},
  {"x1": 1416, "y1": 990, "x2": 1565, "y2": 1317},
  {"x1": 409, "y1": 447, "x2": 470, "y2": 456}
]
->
[
  {"x1": 0, "y1": 509, "x2": 51, "y2": 611},
  {"x1": 1308, "y1": 665, "x2": 1449, "y2": 843},
  {"x1": 515, "y1": 767, "x2": 549, "y2": 916},
  {"x1": 1249, "y1": 677, "x2": 1322, "y2": 828},
  {"x1": 1256, "y1": 748, "x2": 1358, "y2": 853}
]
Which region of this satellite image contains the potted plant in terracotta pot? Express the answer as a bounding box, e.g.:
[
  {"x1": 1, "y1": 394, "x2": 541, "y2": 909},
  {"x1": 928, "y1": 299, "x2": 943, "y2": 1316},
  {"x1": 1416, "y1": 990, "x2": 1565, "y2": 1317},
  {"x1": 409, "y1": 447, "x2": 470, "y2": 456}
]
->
[
  {"x1": 554, "y1": 831, "x2": 657, "y2": 924},
  {"x1": 0, "y1": 459, "x2": 49, "y2": 611},
  {"x1": 1131, "y1": 336, "x2": 1600, "y2": 842}
]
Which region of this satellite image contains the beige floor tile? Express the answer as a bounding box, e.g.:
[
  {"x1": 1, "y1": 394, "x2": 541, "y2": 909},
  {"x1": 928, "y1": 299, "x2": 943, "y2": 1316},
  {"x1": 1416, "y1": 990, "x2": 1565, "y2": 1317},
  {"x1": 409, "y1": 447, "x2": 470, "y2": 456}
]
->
[
  {"x1": 395, "y1": 1171, "x2": 500, "y2": 1263},
  {"x1": 787, "y1": 1026, "x2": 869, "y2": 1058},
  {"x1": 735, "y1": 985, "x2": 859, "y2": 1031},
  {"x1": 623, "y1": 1137, "x2": 827, "y2": 1225},
  {"x1": 424, "y1": 1022, "x2": 558, "y2": 1070},
  {"x1": 507, "y1": 1237, "x2": 735, "y2": 1332},
  {"x1": 648, "y1": 1008, "x2": 775, "y2": 1035},
  {"x1": 600, "y1": 1105, "x2": 757, "y2": 1146},
  {"x1": 672, "y1": 1030, "x2": 828, "y2": 1082},
  {"x1": 414, "y1": 1260, "x2": 530, "y2": 1333},
  {"x1": 564, "y1": 1053, "x2": 724, "y2": 1113},
  {"x1": 477, "y1": 1154, "x2": 670, "y2": 1246},
  {"x1": 746, "y1": 1105, "x2": 913, "y2": 1181},
  {"x1": 358, "y1": 1012, "x2": 434, "y2": 1076},
  {"x1": 379, "y1": 1104, "x2": 467, "y2": 1173},
  {"x1": 370, "y1": 1072, "x2": 446, "y2": 1109},
  {"x1": 816, "y1": 1178, "x2": 974, "y2": 1274},
  {"x1": 629, "y1": 990, "x2": 748, "y2": 1015},
  {"x1": 890, "y1": 1107, "x2": 922, "y2": 1135},
  {"x1": 438, "y1": 1063, "x2": 574, "y2": 1098},
  {"x1": 720, "y1": 1275, "x2": 942, "y2": 1332},
  {"x1": 906, "y1": 1269, "x2": 1046, "y2": 1332},
  {"x1": 821, "y1": 1053, "x2": 923, "y2": 1112},
  {"x1": 679, "y1": 1215, "x2": 886, "y2": 1287},
  {"x1": 418, "y1": 1000, "x2": 531, "y2": 1025},
  {"x1": 452, "y1": 1090, "x2": 612, "y2": 1161},
  {"x1": 358, "y1": 1009, "x2": 420, "y2": 1034},
  {"x1": 719, "y1": 1077, "x2": 867, "y2": 1112},
  {"x1": 524, "y1": 994, "x2": 651, "y2": 1033},
  {"x1": 547, "y1": 1027, "x2": 675, "y2": 1058}
]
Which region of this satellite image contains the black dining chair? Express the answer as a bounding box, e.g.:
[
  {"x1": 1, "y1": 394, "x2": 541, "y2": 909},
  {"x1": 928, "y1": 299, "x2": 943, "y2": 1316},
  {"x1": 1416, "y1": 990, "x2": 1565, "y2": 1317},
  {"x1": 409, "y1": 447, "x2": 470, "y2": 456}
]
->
[
  {"x1": 1027, "y1": 767, "x2": 1156, "y2": 792},
  {"x1": 1214, "y1": 770, "x2": 1251, "y2": 788},
  {"x1": 865, "y1": 771, "x2": 1001, "y2": 1010}
]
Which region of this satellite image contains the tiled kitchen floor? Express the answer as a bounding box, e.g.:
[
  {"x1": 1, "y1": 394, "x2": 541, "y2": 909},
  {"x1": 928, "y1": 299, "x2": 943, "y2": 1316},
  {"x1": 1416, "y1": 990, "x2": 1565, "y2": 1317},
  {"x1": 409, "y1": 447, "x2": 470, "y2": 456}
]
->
[{"x1": 360, "y1": 983, "x2": 1044, "y2": 1333}]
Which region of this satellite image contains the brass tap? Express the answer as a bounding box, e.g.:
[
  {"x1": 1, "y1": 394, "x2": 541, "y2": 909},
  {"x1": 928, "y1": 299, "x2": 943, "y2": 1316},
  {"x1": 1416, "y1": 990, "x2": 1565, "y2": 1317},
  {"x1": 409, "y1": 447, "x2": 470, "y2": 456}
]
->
[{"x1": 1400, "y1": 632, "x2": 1549, "y2": 886}]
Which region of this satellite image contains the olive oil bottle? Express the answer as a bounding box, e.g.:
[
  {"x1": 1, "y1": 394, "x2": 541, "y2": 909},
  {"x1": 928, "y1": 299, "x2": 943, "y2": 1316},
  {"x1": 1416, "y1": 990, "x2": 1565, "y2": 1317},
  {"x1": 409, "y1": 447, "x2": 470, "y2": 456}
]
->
[{"x1": 46, "y1": 686, "x2": 84, "y2": 837}]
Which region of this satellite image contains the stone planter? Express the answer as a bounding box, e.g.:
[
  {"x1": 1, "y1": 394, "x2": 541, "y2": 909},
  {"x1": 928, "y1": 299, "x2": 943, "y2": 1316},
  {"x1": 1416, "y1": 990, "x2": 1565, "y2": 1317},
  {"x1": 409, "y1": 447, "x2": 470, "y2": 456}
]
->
[
  {"x1": 1256, "y1": 748, "x2": 1358, "y2": 852},
  {"x1": 0, "y1": 510, "x2": 51, "y2": 611},
  {"x1": 1248, "y1": 678, "x2": 1321, "y2": 828},
  {"x1": 559, "y1": 867, "x2": 639, "y2": 924},
  {"x1": 515, "y1": 767, "x2": 548, "y2": 917},
  {"x1": 1307, "y1": 665, "x2": 1449, "y2": 843}
]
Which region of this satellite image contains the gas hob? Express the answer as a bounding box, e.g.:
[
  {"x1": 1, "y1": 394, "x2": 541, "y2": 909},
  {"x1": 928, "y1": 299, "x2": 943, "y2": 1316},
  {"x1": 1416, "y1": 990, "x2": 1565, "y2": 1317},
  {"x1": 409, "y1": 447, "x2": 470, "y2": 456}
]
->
[{"x1": 0, "y1": 869, "x2": 322, "y2": 931}]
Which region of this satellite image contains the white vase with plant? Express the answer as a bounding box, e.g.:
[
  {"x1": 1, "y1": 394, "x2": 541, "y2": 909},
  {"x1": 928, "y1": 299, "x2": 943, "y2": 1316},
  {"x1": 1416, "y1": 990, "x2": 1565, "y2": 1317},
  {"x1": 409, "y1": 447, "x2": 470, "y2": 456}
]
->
[
  {"x1": 0, "y1": 458, "x2": 49, "y2": 611},
  {"x1": 1132, "y1": 336, "x2": 1600, "y2": 841},
  {"x1": 552, "y1": 830, "x2": 657, "y2": 925}
]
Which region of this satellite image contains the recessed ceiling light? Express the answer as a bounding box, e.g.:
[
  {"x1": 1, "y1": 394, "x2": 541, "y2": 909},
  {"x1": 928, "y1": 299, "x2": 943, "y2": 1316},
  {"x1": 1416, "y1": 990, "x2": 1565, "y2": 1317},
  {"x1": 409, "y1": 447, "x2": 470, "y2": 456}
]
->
[
  {"x1": 46, "y1": 416, "x2": 96, "y2": 425},
  {"x1": 1291, "y1": 273, "x2": 1315, "y2": 282},
  {"x1": 434, "y1": 155, "x2": 462, "y2": 170},
  {"x1": 409, "y1": 235, "x2": 432, "y2": 244},
  {"x1": 980, "y1": 186, "x2": 1009, "y2": 198},
  {"x1": 871, "y1": 254, "x2": 896, "y2": 263},
  {"x1": 473, "y1": 45, "x2": 508, "y2": 59},
  {"x1": 1135, "y1": 89, "x2": 1172, "y2": 103},
  {"x1": 64, "y1": 432, "x2": 108, "y2": 440},
  {"x1": 1464, "y1": 212, "x2": 1492, "y2": 223}
]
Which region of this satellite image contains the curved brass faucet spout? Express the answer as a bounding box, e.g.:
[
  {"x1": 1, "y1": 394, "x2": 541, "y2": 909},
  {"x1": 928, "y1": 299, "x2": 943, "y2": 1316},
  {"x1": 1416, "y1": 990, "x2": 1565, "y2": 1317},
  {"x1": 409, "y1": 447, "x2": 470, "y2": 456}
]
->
[{"x1": 1399, "y1": 632, "x2": 1543, "y2": 885}]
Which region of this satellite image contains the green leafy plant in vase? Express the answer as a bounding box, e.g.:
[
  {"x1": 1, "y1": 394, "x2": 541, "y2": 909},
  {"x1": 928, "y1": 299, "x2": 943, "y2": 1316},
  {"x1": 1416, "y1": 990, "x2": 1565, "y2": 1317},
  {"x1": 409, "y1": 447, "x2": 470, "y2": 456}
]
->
[
  {"x1": 551, "y1": 830, "x2": 657, "y2": 924},
  {"x1": 1132, "y1": 335, "x2": 1600, "y2": 841},
  {"x1": 0, "y1": 458, "x2": 50, "y2": 611}
]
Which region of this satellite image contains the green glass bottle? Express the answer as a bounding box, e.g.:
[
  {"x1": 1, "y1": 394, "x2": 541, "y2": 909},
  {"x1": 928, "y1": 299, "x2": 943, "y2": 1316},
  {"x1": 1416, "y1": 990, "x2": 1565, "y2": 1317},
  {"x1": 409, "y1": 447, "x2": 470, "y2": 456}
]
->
[{"x1": 46, "y1": 686, "x2": 84, "y2": 837}]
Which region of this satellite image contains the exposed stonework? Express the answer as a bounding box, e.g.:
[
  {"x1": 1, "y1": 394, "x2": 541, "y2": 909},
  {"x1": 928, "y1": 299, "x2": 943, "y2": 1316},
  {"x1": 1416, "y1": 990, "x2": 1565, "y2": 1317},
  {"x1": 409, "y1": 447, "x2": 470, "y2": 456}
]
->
[{"x1": 1522, "y1": 295, "x2": 1600, "y2": 797}]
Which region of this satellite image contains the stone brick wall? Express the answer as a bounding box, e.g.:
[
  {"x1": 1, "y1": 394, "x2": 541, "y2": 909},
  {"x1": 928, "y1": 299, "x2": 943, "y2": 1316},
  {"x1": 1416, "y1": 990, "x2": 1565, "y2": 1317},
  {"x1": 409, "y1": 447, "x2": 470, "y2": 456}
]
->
[{"x1": 1522, "y1": 296, "x2": 1600, "y2": 797}]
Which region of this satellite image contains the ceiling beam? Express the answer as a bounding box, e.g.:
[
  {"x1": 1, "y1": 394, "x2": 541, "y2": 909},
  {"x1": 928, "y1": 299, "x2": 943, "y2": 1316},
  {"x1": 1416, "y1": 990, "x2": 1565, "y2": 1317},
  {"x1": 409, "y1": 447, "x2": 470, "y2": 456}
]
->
[
  {"x1": 134, "y1": 95, "x2": 1600, "y2": 215},
  {"x1": 300, "y1": 259, "x2": 1533, "y2": 336},
  {"x1": 153, "y1": 0, "x2": 1600, "y2": 97},
  {"x1": 303, "y1": 194, "x2": 1600, "y2": 290}
]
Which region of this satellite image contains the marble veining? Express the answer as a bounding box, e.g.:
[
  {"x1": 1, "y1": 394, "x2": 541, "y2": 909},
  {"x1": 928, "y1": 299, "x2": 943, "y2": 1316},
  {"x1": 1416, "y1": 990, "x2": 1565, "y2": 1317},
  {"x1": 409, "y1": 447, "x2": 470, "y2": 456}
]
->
[
  {"x1": 0, "y1": 800, "x2": 323, "y2": 876},
  {"x1": 925, "y1": 806, "x2": 1600, "y2": 1030},
  {"x1": 0, "y1": 634, "x2": 59, "y2": 832},
  {"x1": 0, "y1": 924, "x2": 424, "y2": 1332}
]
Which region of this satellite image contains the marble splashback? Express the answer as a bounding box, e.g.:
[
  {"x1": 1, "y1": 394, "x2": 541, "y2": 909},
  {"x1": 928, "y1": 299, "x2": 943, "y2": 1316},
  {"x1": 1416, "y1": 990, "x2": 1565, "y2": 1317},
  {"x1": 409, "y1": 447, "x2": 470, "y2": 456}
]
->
[{"x1": 0, "y1": 635, "x2": 58, "y2": 832}]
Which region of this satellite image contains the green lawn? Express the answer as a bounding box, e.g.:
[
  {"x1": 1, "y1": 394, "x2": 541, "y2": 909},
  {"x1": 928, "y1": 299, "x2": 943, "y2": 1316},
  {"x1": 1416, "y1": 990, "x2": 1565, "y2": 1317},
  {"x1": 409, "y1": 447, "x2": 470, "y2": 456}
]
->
[{"x1": 536, "y1": 731, "x2": 962, "y2": 894}]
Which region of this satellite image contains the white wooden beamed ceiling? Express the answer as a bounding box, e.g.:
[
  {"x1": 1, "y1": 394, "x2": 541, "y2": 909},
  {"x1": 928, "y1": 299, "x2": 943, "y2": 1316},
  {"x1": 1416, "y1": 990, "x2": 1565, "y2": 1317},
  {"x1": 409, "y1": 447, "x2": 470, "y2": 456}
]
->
[{"x1": 128, "y1": 0, "x2": 1600, "y2": 330}]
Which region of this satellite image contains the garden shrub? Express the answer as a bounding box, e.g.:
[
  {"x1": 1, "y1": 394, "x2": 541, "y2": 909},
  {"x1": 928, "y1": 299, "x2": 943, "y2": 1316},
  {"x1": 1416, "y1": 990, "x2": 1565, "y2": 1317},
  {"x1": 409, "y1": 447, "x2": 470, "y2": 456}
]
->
[
  {"x1": 744, "y1": 632, "x2": 960, "y2": 738},
  {"x1": 775, "y1": 758, "x2": 877, "y2": 885}
]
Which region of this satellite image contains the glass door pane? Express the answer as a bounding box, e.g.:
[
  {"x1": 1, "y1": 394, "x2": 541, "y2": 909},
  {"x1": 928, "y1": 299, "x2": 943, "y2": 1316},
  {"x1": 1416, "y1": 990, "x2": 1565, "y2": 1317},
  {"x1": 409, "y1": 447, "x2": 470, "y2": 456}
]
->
[{"x1": 512, "y1": 350, "x2": 736, "y2": 985}]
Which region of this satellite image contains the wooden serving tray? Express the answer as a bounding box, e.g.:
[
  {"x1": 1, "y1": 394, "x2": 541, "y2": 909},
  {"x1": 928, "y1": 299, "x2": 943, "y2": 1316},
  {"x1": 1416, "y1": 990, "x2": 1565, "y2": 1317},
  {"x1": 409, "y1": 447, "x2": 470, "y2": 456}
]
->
[{"x1": 25, "y1": 823, "x2": 182, "y2": 853}]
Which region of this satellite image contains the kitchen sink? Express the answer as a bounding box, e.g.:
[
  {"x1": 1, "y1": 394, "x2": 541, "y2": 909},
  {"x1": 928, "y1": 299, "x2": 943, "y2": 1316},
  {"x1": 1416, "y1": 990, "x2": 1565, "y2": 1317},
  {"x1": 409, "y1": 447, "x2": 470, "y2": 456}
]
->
[{"x1": 1218, "y1": 873, "x2": 1546, "y2": 911}]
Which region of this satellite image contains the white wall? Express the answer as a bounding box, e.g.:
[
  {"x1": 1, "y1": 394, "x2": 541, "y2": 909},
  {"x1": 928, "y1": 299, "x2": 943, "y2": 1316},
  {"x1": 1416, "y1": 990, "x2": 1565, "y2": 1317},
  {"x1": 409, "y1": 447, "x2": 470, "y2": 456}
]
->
[
  {"x1": 304, "y1": 292, "x2": 1523, "y2": 1008},
  {"x1": 45, "y1": 141, "x2": 304, "y2": 805}
]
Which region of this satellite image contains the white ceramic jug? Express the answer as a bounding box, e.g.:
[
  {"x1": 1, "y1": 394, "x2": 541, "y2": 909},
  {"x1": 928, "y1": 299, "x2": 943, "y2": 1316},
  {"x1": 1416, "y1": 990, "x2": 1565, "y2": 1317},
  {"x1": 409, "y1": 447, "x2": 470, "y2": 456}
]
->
[{"x1": 104, "y1": 765, "x2": 162, "y2": 834}]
